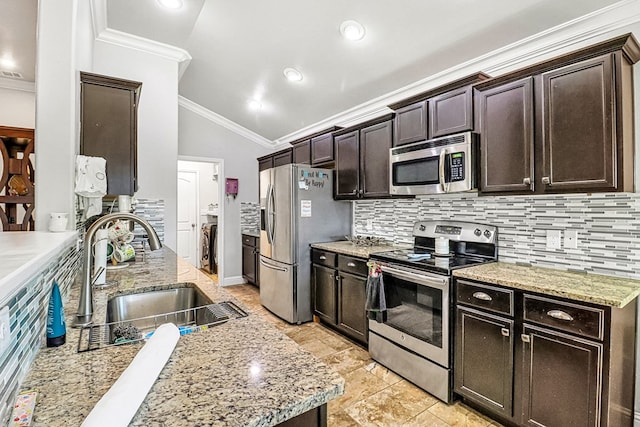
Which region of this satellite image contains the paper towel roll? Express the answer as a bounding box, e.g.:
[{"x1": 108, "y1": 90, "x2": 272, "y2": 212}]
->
[
  {"x1": 81, "y1": 323, "x2": 180, "y2": 427},
  {"x1": 435, "y1": 237, "x2": 449, "y2": 255},
  {"x1": 93, "y1": 229, "x2": 108, "y2": 285}
]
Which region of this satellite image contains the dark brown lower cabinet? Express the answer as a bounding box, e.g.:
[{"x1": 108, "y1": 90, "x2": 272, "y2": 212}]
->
[
  {"x1": 242, "y1": 234, "x2": 259, "y2": 286},
  {"x1": 521, "y1": 325, "x2": 601, "y2": 427},
  {"x1": 311, "y1": 249, "x2": 368, "y2": 346},
  {"x1": 454, "y1": 278, "x2": 636, "y2": 427},
  {"x1": 455, "y1": 307, "x2": 514, "y2": 418},
  {"x1": 312, "y1": 264, "x2": 337, "y2": 324}
]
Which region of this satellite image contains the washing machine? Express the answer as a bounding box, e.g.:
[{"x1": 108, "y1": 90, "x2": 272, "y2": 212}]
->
[{"x1": 201, "y1": 219, "x2": 217, "y2": 274}]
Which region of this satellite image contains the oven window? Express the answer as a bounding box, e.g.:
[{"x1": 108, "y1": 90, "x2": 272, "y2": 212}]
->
[
  {"x1": 382, "y1": 273, "x2": 443, "y2": 348},
  {"x1": 392, "y1": 157, "x2": 440, "y2": 186}
]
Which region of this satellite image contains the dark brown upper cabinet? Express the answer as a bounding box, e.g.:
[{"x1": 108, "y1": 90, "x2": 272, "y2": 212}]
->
[
  {"x1": 476, "y1": 77, "x2": 535, "y2": 193},
  {"x1": 389, "y1": 73, "x2": 489, "y2": 147},
  {"x1": 80, "y1": 72, "x2": 142, "y2": 196},
  {"x1": 475, "y1": 33, "x2": 639, "y2": 195},
  {"x1": 273, "y1": 148, "x2": 293, "y2": 167},
  {"x1": 292, "y1": 140, "x2": 311, "y2": 164},
  {"x1": 310, "y1": 133, "x2": 334, "y2": 165},
  {"x1": 334, "y1": 116, "x2": 394, "y2": 200}
]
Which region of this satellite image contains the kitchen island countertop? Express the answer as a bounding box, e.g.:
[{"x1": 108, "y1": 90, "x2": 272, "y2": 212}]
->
[
  {"x1": 453, "y1": 261, "x2": 640, "y2": 308},
  {"x1": 21, "y1": 248, "x2": 344, "y2": 426}
]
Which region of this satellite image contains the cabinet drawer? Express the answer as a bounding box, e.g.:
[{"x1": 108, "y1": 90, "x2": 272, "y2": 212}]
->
[
  {"x1": 523, "y1": 294, "x2": 605, "y2": 341},
  {"x1": 338, "y1": 255, "x2": 368, "y2": 277},
  {"x1": 311, "y1": 249, "x2": 337, "y2": 268},
  {"x1": 456, "y1": 280, "x2": 513, "y2": 316},
  {"x1": 242, "y1": 234, "x2": 257, "y2": 247}
]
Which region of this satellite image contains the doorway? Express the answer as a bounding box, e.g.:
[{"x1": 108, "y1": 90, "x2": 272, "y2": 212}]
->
[{"x1": 177, "y1": 158, "x2": 224, "y2": 284}]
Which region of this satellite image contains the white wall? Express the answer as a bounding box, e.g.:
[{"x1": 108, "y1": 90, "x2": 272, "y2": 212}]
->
[
  {"x1": 92, "y1": 41, "x2": 179, "y2": 249},
  {"x1": 0, "y1": 88, "x2": 35, "y2": 128},
  {"x1": 178, "y1": 107, "x2": 272, "y2": 283}
]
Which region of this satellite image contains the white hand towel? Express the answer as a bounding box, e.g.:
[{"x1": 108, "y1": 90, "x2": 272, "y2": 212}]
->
[
  {"x1": 75, "y1": 155, "x2": 107, "y2": 220},
  {"x1": 81, "y1": 323, "x2": 180, "y2": 427}
]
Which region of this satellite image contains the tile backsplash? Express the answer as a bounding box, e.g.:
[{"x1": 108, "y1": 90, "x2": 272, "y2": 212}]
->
[
  {"x1": 240, "y1": 201, "x2": 260, "y2": 232},
  {"x1": 353, "y1": 192, "x2": 640, "y2": 279},
  {"x1": 0, "y1": 244, "x2": 80, "y2": 421}
]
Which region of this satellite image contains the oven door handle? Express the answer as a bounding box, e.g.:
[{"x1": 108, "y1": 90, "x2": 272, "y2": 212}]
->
[{"x1": 380, "y1": 265, "x2": 448, "y2": 290}]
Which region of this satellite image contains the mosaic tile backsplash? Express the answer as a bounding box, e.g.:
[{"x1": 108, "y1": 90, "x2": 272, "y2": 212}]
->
[
  {"x1": 353, "y1": 192, "x2": 640, "y2": 279},
  {"x1": 0, "y1": 244, "x2": 80, "y2": 422},
  {"x1": 241, "y1": 202, "x2": 260, "y2": 232}
]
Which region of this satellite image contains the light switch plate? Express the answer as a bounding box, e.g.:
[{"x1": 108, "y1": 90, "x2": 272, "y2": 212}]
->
[
  {"x1": 546, "y1": 230, "x2": 562, "y2": 249},
  {"x1": 0, "y1": 306, "x2": 10, "y2": 354},
  {"x1": 565, "y1": 229, "x2": 578, "y2": 249}
]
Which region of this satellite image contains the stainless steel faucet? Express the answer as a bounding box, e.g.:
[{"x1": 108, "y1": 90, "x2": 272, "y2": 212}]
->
[{"x1": 72, "y1": 212, "x2": 162, "y2": 328}]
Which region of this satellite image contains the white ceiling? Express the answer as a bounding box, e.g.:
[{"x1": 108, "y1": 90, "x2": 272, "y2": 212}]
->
[{"x1": 1, "y1": 0, "x2": 625, "y2": 142}]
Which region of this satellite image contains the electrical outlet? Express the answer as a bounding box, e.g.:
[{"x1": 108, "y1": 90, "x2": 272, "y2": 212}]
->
[
  {"x1": 546, "y1": 230, "x2": 562, "y2": 249},
  {"x1": 366, "y1": 219, "x2": 373, "y2": 231},
  {"x1": 0, "y1": 306, "x2": 10, "y2": 354},
  {"x1": 565, "y1": 229, "x2": 578, "y2": 249}
]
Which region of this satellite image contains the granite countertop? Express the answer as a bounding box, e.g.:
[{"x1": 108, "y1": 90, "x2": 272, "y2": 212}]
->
[
  {"x1": 22, "y1": 248, "x2": 344, "y2": 426},
  {"x1": 453, "y1": 262, "x2": 640, "y2": 308},
  {"x1": 310, "y1": 240, "x2": 405, "y2": 258},
  {"x1": 241, "y1": 229, "x2": 260, "y2": 238}
]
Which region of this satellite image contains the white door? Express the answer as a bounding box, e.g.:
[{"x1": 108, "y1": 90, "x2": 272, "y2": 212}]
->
[{"x1": 177, "y1": 171, "x2": 198, "y2": 265}]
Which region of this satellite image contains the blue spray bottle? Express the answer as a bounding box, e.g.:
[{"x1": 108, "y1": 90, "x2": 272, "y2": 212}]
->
[{"x1": 46, "y1": 282, "x2": 66, "y2": 347}]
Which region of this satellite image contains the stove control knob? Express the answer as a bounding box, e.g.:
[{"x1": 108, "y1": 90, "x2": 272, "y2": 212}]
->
[
  {"x1": 419, "y1": 225, "x2": 426, "y2": 231},
  {"x1": 474, "y1": 228, "x2": 482, "y2": 236},
  {"x1": 484, "y1": 230, "x2": 492, "y2": 238}
]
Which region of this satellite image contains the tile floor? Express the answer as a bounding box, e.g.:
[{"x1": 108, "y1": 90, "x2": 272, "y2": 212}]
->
[{"x1": 223, "y1": 284, "x2": 504, "y2": 427}]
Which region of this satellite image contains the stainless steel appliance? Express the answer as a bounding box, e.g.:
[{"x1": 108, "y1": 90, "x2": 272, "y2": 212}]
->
[
  {"x1": 259, "y1": 164, "x2": 351, "y2": 324},
  {"x1": 201, "y1": 219, "x2": 217, "y2": 274},
  {"x1": 389, "y1": 131, "x2": 478, "y2": 195},
  {"x1": 368, "y1": 220, "x2": 497, "y2": 402}
]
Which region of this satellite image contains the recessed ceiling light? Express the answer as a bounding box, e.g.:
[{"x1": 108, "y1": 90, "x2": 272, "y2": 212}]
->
[
  {"x1": 248, "y1": 99, "x2": 262, "y2": 111},
  {"x1": 0, "y1": 57, "x2": 16, "y2": 69},
  {"x1": 157, "y1": 0, "x2": 183, "y2": 9},
  {"x1": 283, "y1": 68, "x2": 303, "y2": 82},
  {"x1": 340, "y1": 20, "x2": 366, "y2": 41}
]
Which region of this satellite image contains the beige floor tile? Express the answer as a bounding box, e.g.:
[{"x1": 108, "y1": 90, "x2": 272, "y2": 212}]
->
[
  {"x1": 321, "y1": 347, "x2": 371, "y2": 376},
  {"x1": 428, "y1": 401, "x2": 493, "y2": 426},
  {"x1": 300, "y1": 338, "x2": 342, "y2": 358},
  {"x1": 327, "y1": 409, "x2": 362, "y2": 427},
  {"x1": 330, "y1": 367, "x2": 390, "y2": 410},
  {"x1": 345, "y1": 380, "x2": 438, "y2": 426},
  {"x1": 405, "y1": 409, "x2": 451, "y2": 427},
  {"x1": 364, "y1": 361, "x2": 403, "y2": 385}
]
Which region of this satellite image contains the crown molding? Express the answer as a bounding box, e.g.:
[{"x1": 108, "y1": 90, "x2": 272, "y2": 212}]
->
[
  {"x1": 0, "y1": 77, "x2": 35, "y2": 92},
  {"x1": 90, "y1": 0, "x2": 192, "y2": 77},
  {"x1": 274, "y1": 0, "x2": 640, "y2": 144},
  {"x1": 178, "y1": 96, "x2": 275, "y2": 148}
]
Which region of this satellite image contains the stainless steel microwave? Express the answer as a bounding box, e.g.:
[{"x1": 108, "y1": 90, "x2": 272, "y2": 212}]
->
[{"x1": 389, "y1": 131, "x2": 478, "y2": 195}]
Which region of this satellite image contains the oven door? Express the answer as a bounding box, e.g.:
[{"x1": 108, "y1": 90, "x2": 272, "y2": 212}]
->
[{"x1": 368, "y1": 264, "x2": 450, "y2": 367}]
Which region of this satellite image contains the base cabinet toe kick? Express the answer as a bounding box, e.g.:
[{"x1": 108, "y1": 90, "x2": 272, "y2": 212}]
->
[{"x1": 453, "y1": 278, "x2": 637, "y2": 427}]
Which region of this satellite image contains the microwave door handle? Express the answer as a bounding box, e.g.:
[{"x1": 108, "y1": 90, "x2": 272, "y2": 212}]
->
[{"x1": 439, "y1": 148, "x2": 447, "y2": 192}]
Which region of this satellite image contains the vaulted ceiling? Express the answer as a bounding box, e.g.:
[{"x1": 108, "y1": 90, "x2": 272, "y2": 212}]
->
[{"x1": 0, "y1": 0, "x2": 626, "y2": 142}]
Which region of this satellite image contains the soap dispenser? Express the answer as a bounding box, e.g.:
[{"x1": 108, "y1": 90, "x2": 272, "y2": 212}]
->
[{"x1": 46, "y1": 282, "x2": 66, "y2": 347}]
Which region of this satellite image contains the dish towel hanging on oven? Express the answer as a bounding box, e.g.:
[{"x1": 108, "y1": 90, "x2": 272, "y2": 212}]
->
[{"x1": 365, "y1": 261, "x2": 387, "y2": 322}]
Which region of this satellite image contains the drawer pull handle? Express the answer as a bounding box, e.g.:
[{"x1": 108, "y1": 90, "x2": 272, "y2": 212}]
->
[
  {"x1": 521, "y1": 334, "x2": 530, "y2": 343},
  {"x1": 547, "y1": 309, "x2": 574, "y2": 321},
  {"x1": 523, "y1": 177, "x2": 531, "y2": 185},
  {"x1": 347, "y1": 262, "x2": 356, "y2": 267},
  {"x1": 319, "y1": 255, "x2": 327, "y2": 260},
  {"x1": 542, "y1": 176, "x2": 550, "y2": 185},
  {"x1": 472, "y1": 292, "x2": 492, "y2": 301},
  {"x1": 501, "y1": 328, "x2": 510, "y2": 337}
]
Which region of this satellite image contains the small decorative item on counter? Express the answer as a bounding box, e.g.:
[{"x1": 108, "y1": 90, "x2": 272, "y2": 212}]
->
[
  {"x1": 48, "y1": 212, "x2": 68, "y2": 232},
  {"x1": 10, "y1": 389, "x2": 37, "y2": 427},
  {"x1": 344, "y1": 235, "x2": 385, "y2": 247},
  {"x1": 46, "y1": 282, "x2": 66, "y2": 347},
  {"x1": 7, "y1": 175, "x2": 29, "y2": 196}
]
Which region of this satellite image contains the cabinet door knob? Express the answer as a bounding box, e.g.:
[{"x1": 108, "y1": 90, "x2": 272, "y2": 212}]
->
[
  {"x1": 523, "y1": 177, "x2": 531, "y2": 185},
  {"x1": 501, "y1": 328, "x2": 510, "y2": 337},
  {"x1": 547, "y1": 309, "x2": 574, "y2": 322},
  {"x1": 521, "y1": 334, "x2": 530, "y2": 343},
  {"x1": 542, "y1": 176, "x2": 550, "y2": 185},
  {"x1": 352, "y1": 189, "x2": 358, "y2": 194},
  {"x1": 472, "y1": 291, "x2": 492, "y2": 301},
  {"x1": 319, "y1": 255, "x2": 326, "y2": 260},
  {"x1": 329, "y1": 274, "x2": 333, "y2": 279},
  {"x1": 347, "y1": 262, "x2": 356, "y2": 267}
]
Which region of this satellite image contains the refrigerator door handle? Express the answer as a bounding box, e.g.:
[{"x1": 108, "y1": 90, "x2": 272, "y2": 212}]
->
[
  {"x1": 265, "y1": 183, "x2": 273, "y2": 245},
  {"x1": 260, "y1": 257, "x2": 288, "y2": 272},
  {"x1": 268, "y1": 183, "x2": 276, "y2": 244}
]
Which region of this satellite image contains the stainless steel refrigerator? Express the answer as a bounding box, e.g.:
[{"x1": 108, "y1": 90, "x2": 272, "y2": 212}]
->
[{"x1": 259, "y1": 164, "x2": 351, "y2": 324}]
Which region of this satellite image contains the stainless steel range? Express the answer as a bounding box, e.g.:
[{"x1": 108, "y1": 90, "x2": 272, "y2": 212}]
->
[{"x1": 368, "y1": 220, "x2": 497, "y2": 403}]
